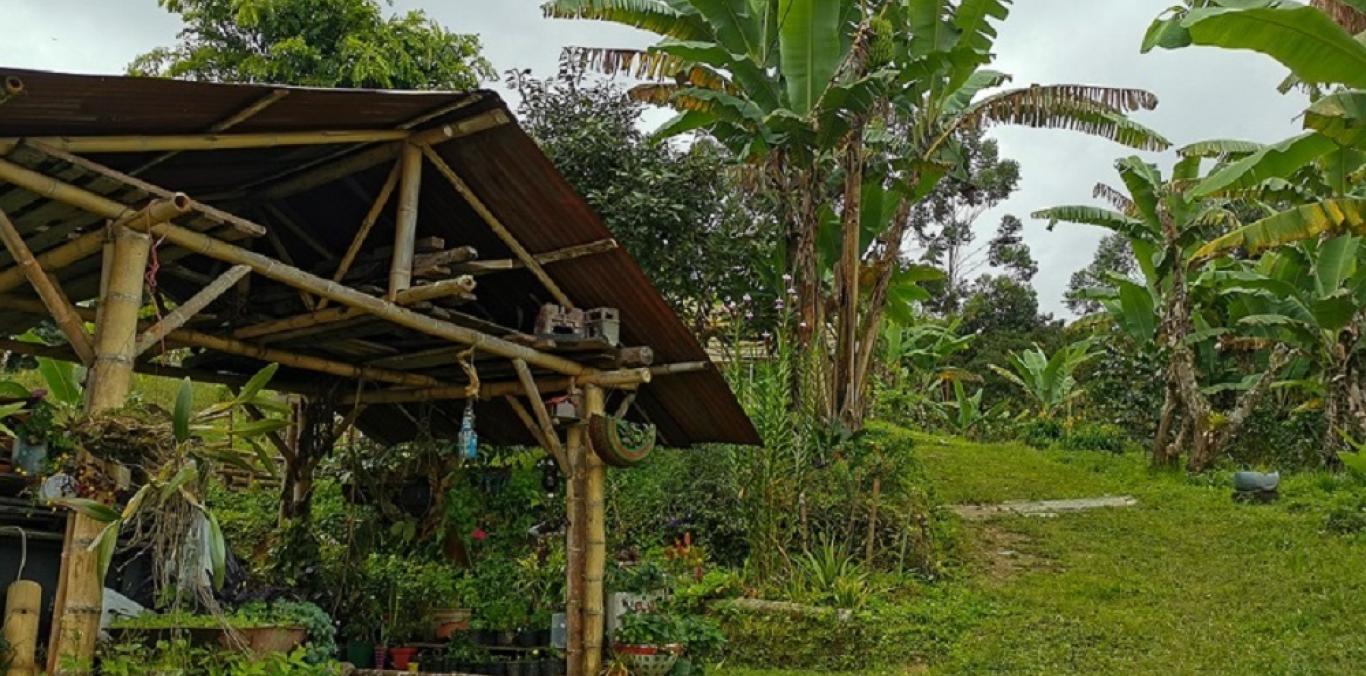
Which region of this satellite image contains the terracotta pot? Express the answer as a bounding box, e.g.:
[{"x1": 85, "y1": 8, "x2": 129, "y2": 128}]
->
[
  {"x1": 221, "y1": 626, "x2": 308, "y2": 655},
  {"x1": 389, "y1": 646, "x2": 418, "y2": 670},
  {"x1": 430, "y1": 608, "x2": 471, "y2": 640}
]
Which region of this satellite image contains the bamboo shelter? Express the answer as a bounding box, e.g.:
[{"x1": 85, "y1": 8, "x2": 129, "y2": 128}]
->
[{"x1": 0, "y1": 68, "x2": 759, "y2": 675}]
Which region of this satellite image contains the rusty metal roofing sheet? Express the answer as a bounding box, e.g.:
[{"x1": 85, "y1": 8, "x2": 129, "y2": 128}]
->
[{"x1": 0, "y1": 67, "x2": 760, "y2": 447}]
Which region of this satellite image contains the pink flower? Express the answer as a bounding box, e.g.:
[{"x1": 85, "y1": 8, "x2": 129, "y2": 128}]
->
[{"x1": 472, "y1": 528, "x2": 488, "y2": 541}]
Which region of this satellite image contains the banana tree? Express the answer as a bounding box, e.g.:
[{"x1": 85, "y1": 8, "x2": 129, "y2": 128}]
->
[
  {"x1": 546, "y1": 0, "x2": 1168, "y2": 428},
  {"x1": 1214, "y1": 235, "x2": 1366, "y2": 464},
  {"x1": 989, "y1": 339, "x2": 1098, "y2": 419},
  {"x1": 1035, "y1": 156, "x2": 1297, "y2": 470},
  {"x1": 1145, "y1": 0, "x2": 1366, "y2": 256}
]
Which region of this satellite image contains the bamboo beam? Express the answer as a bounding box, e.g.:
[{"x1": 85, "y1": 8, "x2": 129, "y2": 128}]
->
[
  {"x1": 318, "y1": 160, "x2": 402, "y2": 311},
  {"x1": 0, "y1": 294, "x2": 442, "y2": 389},
  {"x1": 0, "y1": 75, "x2": 24, "y2": 108},
  {"x1": 419, "y1": 144, "x2": 574, "y2": 307},
  {"x1": 0, "y1": 207, "x2": 94, "y2": 363},
  {"x1": 243, "y1": 108, "x2": 511, "y2": 202},
  {"x1": 651, "y1": 361, "x2": 712, "y2": 376},
  {"x1": 505, "y1": 395, "x2": 552, "y2": 449},
  {"x1": 392, "y1": 276, "x2": 475, "y2": 305},
  {"x1": 131, "y1": 89, "x2": 291, "y2": 175},
  {"x1": 0, "y1": 129, "x2": 410, "y2": 155},
  {"x1": 134, "y1": 264, "x2": 251, "y2": 357},
  {"x1": 263, "y1": 220, "x2": 316, "y2": 311},
  {"x1": 127, "y1": 220, "x2": 590, "y2": 375},
  {"x1": 582, "y1": 384, "x2": 607, "y2": 676},
  {"x1": 452, "y1": 239, "x2": 618, "y2": 275},
  {"x1": 513, "y1": 359, "x2": 569, "y2": 471},
  {"x1": 21, "y1": 140, "x2": 268, "y2": 239},
  {"x1": 263, "y1": 204, "x2": 336, "y2": 264},
  {"x1": 353, "y1": 368, "x2": 651, "y2": 404},
  {"x1": 388, "y1": 143, "x2": 423, "y2": 299}
]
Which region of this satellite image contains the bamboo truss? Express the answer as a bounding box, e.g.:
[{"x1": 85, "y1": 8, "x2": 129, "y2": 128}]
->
[{"x1": 0, "y1": 207, "x2": 93, "y2": 363}]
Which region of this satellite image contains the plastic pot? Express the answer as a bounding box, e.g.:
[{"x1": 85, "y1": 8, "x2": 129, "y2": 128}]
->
[{"x1": 344, "y1": 641, "x2": 373, "y2": 668}]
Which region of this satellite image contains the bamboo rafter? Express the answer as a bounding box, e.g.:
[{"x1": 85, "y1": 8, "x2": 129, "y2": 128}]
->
[
  {"x1": 419, "y1": 144, "x2": 574, "y2": 307},
  {"x1": 452, "y1": 239, "x2": 618, "y2": 275},
  {"x1": 0, "y1": 128, "x2": 411, "y2": 155},
  {"x1": 231, "y1": 276, "x2": 475, "y2": 341},
  {"x1": 134, "y1": 265, "x2": 251, "y2": 357},
  {"x1": 0, "y1": 206, "x2": 94, "y2": 363},
  {"x1": 131, "y1": 89, "x2": 291, "y2": 176},
  {"x1": 318, "y1": 160, "x2": 402, "y2": 311},
  {"x1": 355, "y1": 368, "x2": 651, "y2": 404}
]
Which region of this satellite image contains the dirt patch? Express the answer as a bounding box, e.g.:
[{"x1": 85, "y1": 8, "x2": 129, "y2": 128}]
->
[{"x1": 975, "y1": 525, "x2": 1053, "y2": 582}]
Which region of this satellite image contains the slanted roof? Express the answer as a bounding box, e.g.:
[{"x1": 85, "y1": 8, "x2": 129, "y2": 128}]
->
[{"x1": 0, "y1": 67, "x2": 760, "y2": 447}]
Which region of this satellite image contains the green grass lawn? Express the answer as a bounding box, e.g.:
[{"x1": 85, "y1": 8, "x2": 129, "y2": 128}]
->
[{"x1": 739, "y1": 434, "x2": 1366, "y2": 674}]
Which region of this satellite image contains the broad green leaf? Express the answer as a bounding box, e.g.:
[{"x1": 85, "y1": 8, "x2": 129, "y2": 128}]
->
[
  {"x1": 51, "y1": 497, "x2": 120, "y2": 523},
  {"x1": 776, "y1": 0, "x2": 844, "y2": 115},
  {"x1": 121, "y1": 485, "x2": 152, "y2": 521},
  {"x1": 173, "y1": 377, "x2": 194, "y2": 443},
  {"x1": 0, "y1": 381, "x2": 30, "y2": 399},
  {"x1": 160, "y1": 461, "x2": 200, "y2": 503},
  {"x1": 1182, "y1": 5, "x2": 1366, "y2": 88},
  {"x1": 205, "y1": 512, "x2": 226, "y2": 590},
  {"x1": 1195, "y1": 198, "x2": 1366, "y2": 257},
  {"x1": 1304, "y1": 90, "x2": 1366, "y2": 147},
  {"x1": 37, "y1": 358, "x2": 81, "y2": 407},
  {"x1": 541, "y1": 0, "x2": 711, "y2": 41},
  {"x1": 1194, "y1": 132, "x2": 1338, "y2": 197},
  {"x1": 1314, "y1": 234, "x2": 1358, "y2": 296},
  {"x1": 1311, "y1": 291, "x2": 1359, "y2": 332},
  {"x1": 232, "y1": 363, "x2": 279, "y2": 407},
  {"x1": 1033, "y1": 205, "x2": 1154, "y2": 242},
  {"x1": 655, "y1": 109, "x2": 719, "y2": 138},
  {"x1": 246, "y1": 438, "x2": 280, "y2": 479},
  {"x1": 231, "y1": 418, "x2": 291, "y2": 438},
  {"x1": 89, "y1": 519, "x2": 122, "y2": 583},
  {"x1": 1177, "y1": 138, "x2": 1265, "y2": 159},
  {"x1": 1116, "y1": 280, "x2": 1157, "y2": 343}
]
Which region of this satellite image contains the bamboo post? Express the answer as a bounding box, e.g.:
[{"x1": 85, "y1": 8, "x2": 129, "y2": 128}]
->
[
  {"x1": 134, "y1": 264, "x2": 250, "y2": 356},
  {"x1": 565, "y1": 419, "x2": 586, "y2": 676},
  {"x1": 582, "y1": 384, "x2": 607, "y2": 676},
  {"x1": 52, "y1": 224, "x2": 151, "y2": 671},
  {"x1": 419, "y1": 145, "x2": 574, "y2": 307},
  {"x1": 0, "y1": 207, "x2": 94, "y2": 363},
  {"x1": 388, "y1": 143, "x2": 423, "y2": 300},
  {"x1": 4, "y1": 580, "x2": 41, "y2": 676}
]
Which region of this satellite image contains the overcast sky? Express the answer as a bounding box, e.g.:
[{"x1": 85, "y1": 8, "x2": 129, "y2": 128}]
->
[{"x1": 0, "y1": 0, "x2": 1308, "y2": 316}]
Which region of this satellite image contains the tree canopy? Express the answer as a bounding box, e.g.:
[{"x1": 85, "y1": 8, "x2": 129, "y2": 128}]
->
[{"x1": 129, "y1": 0, "x2": 494, "y2": 89}]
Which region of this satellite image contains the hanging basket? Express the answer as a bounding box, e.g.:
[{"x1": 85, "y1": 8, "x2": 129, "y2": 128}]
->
[{"x1": 588, "y1": 414, "x2": 656, "y2": 468}]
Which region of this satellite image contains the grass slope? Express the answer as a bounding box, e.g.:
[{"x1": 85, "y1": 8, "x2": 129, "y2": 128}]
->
[{"x1": 740, "y1": 434, "x2": 1366, "y2": 674}]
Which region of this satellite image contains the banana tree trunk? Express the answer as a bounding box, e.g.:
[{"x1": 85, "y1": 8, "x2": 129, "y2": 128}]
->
[
  {"x1": 834, "y1": 127, "x2": 865, "y2": 429},
  {"x1": 1152, "y1": 378, "x2": 1181, "y2": 467}
]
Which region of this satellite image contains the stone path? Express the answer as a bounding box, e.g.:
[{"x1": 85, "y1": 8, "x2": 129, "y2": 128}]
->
[{"x1": 952, "y1": 495, "x2": 1137, "y2": 521}]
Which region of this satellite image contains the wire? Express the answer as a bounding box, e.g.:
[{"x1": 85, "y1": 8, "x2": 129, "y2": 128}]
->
[{"x1": 0, "y1": 526, "x2": 28, "y2": 581}]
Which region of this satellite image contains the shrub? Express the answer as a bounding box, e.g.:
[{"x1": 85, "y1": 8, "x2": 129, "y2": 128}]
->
[
  {"x1": 1017, "y1": 419, "x2": 1063, "y2": 449},
  {"x1": 1059, "y1": 422, "x2": 1133, "y2": 454},
  {"x1": 1324, "y1": 491, "x2": 1366, "y2": 536}
]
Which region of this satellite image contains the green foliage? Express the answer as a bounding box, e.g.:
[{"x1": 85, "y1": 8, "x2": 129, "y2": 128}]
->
[
  {"x1": 989, "y1": 339, "x2": 1098, "y2": 419},
  {"x1": 1057, "y1": 422, "x2": 1134, "y2": 455},
  {"x1": 93, "y1": 638, "x2": 335, "y2": 675},
  {"x1": 130, "y1": 0, "x2": 493, "y2": 89}
]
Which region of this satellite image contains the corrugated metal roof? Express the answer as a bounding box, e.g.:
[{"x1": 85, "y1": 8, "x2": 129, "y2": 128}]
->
[{"x1": 0, "y1": 67, "x2": 760, "y2": 447}]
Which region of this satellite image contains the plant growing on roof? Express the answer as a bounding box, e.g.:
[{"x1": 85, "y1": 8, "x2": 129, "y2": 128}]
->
[{"x1": 53, "y1": 364, "x2": 288, "y2": 609}]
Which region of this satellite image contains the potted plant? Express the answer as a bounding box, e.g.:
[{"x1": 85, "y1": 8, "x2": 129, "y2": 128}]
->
[{"x1": 611, "y1": 610, "x2": 684, "y2": 676}]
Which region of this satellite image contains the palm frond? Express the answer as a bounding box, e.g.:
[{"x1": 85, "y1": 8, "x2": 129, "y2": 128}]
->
[
  {"x1": 542, "y1": 0, "x2": 709, "y2": 40},
  {"x1": 1178, "y1": 139, "x2": 1266, "y2": 159},
  {"x1": 1194, "y1": 198, "x2": 1366, "y2": 258},
  {"x1": 562, "y1": 46, "x2": 691, "y2": 80},
  {"x1": 1093, "y1": 182, "x2": 1136, "y2": 215}
]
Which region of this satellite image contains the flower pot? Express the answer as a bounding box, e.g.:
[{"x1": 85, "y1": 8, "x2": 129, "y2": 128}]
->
[
  {"x1": 505, "y1": 660, "x2": 524, "y2": 676},
  {"x1": 345, "y1": 640, "x2": 374, "y2": 668},
  {"x1": 473, "y1": 628, "x2": 496, "y2": 646},
  {"x1": 613, "y1": 644, "x2": 682, "y2": 676},
  {"x1": 541, "y1": 657, "x2": 564, "y2": 676},
  {"x1": 431, "y1": 608, "x2": 472, "y2": 640},
  {"x1": 11, "y1": 438, "x2": 46, "y2": 475},
  {"x1": 373, "y1": 645, "x2": 389, "y2": 670},
  {"x1": 522, "y1": 658, "x2": 543, "y2": 676},
  {"x1": 496, "y1": 630, "x2": 517, "y2": 646},
  {"x1": 389, "y1": 646, "x2": 418, "y2": 670},
  {"x1": 516, "y1": 628, "x2": 540, "y2": 647},
  {"x1": 223, "y1": 626, "x2": 308, "y2": 656}
]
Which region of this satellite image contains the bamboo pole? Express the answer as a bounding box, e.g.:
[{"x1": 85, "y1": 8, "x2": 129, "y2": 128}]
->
[
  {"x1": 23, "y1": 141, "x2": 265, "y2": 240},
  {"x1": 392, "y1": 276, "x2": 475, "y2": 305},
  {"x1": 4, "y1": 580, "x2": 40, "y2": 676},
  {"x1": 128, "y1": 220, "x2": 590, "y2": 375},
  {"x1": 505, "y1": 395, "x2": 552, "y2": 449},
  {"x1": 565, "y1": 418, "x2": 586, "y2": 676},
  {"x1": 419, "y1": 145, "x2": 574, "y2": 308},
  {"x1": 582, "y1": 384, "x2": 607, "y2": 676},
  {"x1": 131, "y1": 89, "x2": 291, "y2": 175},
  {"x1": 0, "y1": 195, "x2": 189, "y2": 295},
  {"x1": 54, "y1": 224, "x2": 151, "y2": 671},
  {"x1": 354, "y1": 369, "x2": 651, "y2": 404},
  {"x1": 231, "y1": 275, "x2": 473, "y2": 341},
  {"x1": 512, "y1": 359, "x2": 569, "y2": 471},
  {"x1": 388, "y1": 143, "x2": 423, "y2": 299},
  {"x1": 0, "y1": 75, "x2": 24, "y2": 108},
  {"x1": 451, "y1": 239, "x2": 618, "y2": 276},
  {"x1": 0, "y1": 207, "x2": 94, "y2": 363},
  {"x1": 650, "y1": 361, "x2": 712, "y2": 376},
  {"x1": 318, "y1": 160, "x2": 402, "y2": 310},
  {"x1": 0, "y1": 129, "x2": 411, "y2": 155},
  {"x1": 134, "y1": 264, "x2": 251, "y2": 356},
  {"x1": 0, "y1": 294, "x2": 442, "y2": 388}
]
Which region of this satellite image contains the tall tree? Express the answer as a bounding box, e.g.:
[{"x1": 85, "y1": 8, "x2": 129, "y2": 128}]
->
[
  {"x1": 1064, "y1": 233, "x2": 1138, "y2": 315},
  {"x1": 130, "y1": 0, "x2": 494, "y2": 89},
  {"x1": 509, "y1": 66, "x2": 776, "y2": 335},
  {"x1": 544, "y1": 0, "x2": 1169, "y2": 429}
]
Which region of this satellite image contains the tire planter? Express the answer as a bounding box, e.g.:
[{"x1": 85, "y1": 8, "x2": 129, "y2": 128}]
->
[
  {"x1": 613, "y1": 644, "x2": 682, "y2": 676},
  {"x1": 587, "y1": 414, "x2": 656, "y2": 468}
]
